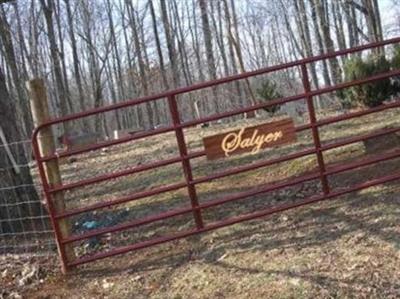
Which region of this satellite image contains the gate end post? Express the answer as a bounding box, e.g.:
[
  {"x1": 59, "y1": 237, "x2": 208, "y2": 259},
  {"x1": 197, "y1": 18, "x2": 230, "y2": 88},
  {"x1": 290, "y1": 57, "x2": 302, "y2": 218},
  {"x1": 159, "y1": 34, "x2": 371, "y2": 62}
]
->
[{"x1": 27, "y1": 78, "x2": 75, "y2": 273}]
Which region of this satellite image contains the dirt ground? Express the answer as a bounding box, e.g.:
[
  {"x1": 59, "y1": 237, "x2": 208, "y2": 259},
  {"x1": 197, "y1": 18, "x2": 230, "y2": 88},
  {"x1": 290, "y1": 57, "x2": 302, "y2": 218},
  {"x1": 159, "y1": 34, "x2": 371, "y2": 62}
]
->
[
  {"x1": 1, "y1": 108, "x2": 400, "y2": 298},
  {"x1": 2, "y1": 185, "x2": 399, "y2": 299}
]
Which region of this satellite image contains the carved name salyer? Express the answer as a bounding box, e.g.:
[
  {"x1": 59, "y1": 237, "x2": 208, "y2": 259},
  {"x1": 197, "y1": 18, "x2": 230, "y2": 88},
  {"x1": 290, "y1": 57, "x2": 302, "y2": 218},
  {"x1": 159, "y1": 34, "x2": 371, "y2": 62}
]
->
[{"x1": 221, "y1": 128, "x2": 283, "y2": 157}]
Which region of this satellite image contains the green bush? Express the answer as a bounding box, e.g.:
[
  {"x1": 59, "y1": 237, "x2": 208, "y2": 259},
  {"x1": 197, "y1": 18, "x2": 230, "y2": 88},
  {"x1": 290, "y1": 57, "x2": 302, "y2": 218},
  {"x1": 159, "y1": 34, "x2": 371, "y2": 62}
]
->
[
  {"x1": 340, "y1": 54, "x2": 394, "y2": 108},
  {"x1": 256, "y1": 80, "x2": 282, "y2": 114},
  {"x1": 392, "y1": 46, "x2": 400, "y2": 96}
]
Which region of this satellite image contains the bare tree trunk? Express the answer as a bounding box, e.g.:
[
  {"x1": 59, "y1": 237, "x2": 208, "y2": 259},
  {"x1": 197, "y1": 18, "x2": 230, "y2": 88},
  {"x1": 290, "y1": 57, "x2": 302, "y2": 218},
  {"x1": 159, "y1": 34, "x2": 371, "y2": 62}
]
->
[
  {"x1": 170, "y1": 0, "x2": 192, "y2": 86},
  {"x1": 223, "y1": 1, "x2": 242, "y2": 107},
  {"x1": 149, "y1": 0, "x2": 169, "y2": 90},
  {"x1": 315, "y1": 0, "x2": 341, "y2": 84},
  {"x1": 199, "y1": 0, "x2": 220, "y2": 114},
  {"x1": 106, "y1": 0, "x2": 123, "y2": 130},
  {"x1": 214, "y1": 0, "x2": 229, "y2": 77},
  {"x1": 0, "y1": 9, "x2": 32, "y2": 137},
  {"x1": 39, "y1": 0, "x2": 70, "y2": 134},
  {"x1": 126, "y1": 0, "x2": 154, "y2": 128},
  {"x1": 310, "y1": 0, "x2": 331, "y2": 86},
  {"x1": 55, "y1": 0, "x2": 73, "y2": 115},
  {"x1": 0, "y1": 66, "x2": 47, "y2": 233},
  {"x1": 170, "y1": 0, "x2": 197, "y2": 120},
  {"x1": 160, "y1": 0, "x2": 180, "y2": 88},
  {"x1": 222, "y1": 0, "x2": 256, "y2": 117},
  {"x1": 64, "y1": 0, "x2": 86, "y2": 120},
  {"x1": 294, "y1": 0, "x2": 320, "y2": 92},
  {"x1": 120, "y1": 2, "x2": 141, "y2": 128},
  {"x1": 12, "y1": 3, "x2": 30, "y2": 80},
  {"x1": 187, "y1": 0, "x2": 205, "y2": 119}
]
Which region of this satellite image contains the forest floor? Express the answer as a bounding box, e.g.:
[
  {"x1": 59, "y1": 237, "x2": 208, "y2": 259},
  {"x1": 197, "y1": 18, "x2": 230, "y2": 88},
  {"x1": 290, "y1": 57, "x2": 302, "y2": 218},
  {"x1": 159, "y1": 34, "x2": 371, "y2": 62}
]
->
[{"x1": 1, "y1": 107, "x2": 400, "y2": 298}]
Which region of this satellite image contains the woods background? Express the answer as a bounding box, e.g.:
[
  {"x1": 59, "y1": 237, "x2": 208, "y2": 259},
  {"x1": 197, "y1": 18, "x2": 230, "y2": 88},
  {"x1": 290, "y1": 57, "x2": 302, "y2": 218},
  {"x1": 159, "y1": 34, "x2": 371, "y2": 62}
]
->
[{"x1": 1, "y1": 0, "x2": 399, "y2": 137}]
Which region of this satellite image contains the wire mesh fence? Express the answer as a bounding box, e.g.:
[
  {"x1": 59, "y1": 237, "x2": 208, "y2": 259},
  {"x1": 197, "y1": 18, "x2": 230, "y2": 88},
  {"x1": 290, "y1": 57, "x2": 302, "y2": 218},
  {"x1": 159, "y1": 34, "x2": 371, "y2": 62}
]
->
[{"x1": 0, "y1": 138, "x2": 56, "y2": 257}]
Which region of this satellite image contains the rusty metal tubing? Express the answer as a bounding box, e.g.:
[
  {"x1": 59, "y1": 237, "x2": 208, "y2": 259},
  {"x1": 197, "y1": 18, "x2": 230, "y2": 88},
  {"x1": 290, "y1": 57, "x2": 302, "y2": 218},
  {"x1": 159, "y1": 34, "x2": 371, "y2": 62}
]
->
[
  {"x1": 296, "y1": 99, "x2": 400, "y2": 132},
  {"x1": 167, "y1": 95, "x2": 204, "y2": 229},
  {"x1": 321, "y1": 126, "x2": 400, "y2": 152},
  {"x1": 300, "y1": 63, "x2": 330, "y2": 195},
  {"x1": 191, "y1": 147, "x2": 317, "y2": 185},
  {"x1": 67, "y1": 170, "x2": 400, "y2": 267},
  {"x1": 49, "y1": 150, "x2": 205, "y2": 193},
  {"x1": 55, "y1": 146, "x2": 317, "y2": 220},
  {"x1": 54, "y1": 181, "x2": 188, "y2": 219},
  {"x1": 39, "y1": 125, "x2": 176, "y2": 162},
  {"x1": 324, "y1": 148, "x2": 400, "y2": 176}
]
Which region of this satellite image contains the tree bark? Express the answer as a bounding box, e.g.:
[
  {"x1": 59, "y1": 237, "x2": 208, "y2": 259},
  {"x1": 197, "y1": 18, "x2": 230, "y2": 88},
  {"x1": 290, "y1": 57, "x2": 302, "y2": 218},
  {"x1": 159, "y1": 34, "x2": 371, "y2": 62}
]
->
[
  {"x1": 315, "y1": 0, "x2": 341, "y2": 84},
  {"x1": 199, "y1": 0, "x2": 220, "y2": 114},
  {"x1": 64, "y1": 0, "x2": 86, "y2": 121},
  {"x1": 149, "y1": 0, "x2": 169, "y2": 90},
  {"x1": 0, "y1": 66, "x2": 47, "y2": 234},
  {"x1": 160, "y1": 0, "x2": 180, "y2": 88},
  {"x1": 294, "y1": 0, "x2": 320, "y2": 91},
  {"x1": 126, "y1": 0, "x2": 154, "y2": 128},
  {"x1": 39, "y1": 0, "x2": 70, "y2": 134},
  {"x1": 222, "y1": 0, "x2": 256, "y2": 117},
  {"x1": 0, "y1": 8, "x2": 32, "y2": 137}
]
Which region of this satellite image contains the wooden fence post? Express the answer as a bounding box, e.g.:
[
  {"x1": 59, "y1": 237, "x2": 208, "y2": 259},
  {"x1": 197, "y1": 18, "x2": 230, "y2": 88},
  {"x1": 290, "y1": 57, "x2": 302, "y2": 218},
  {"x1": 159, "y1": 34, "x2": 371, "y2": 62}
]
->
[{"x1": 26, "y1": 78, "x2": 75, "y2": 273}]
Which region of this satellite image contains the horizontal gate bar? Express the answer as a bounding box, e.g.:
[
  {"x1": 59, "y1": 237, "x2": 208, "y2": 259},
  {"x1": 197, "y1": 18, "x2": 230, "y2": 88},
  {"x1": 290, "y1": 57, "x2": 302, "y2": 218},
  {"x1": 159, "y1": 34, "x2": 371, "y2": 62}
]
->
[
  {"x1": 61, "y1": 205, "x2": 196, "y2": 244},
  {"x1": 315, "y1": 100, "x2": 400, "y2": 128},
  {"x1": 54, "y1": 181, "x2": 187, "y2": 219},
  {"x1": 185, "y1": 148, "x2": 400, "y2": 213},
  {"x1": 55, "y1": 149, "x2": 315, "y2": 219},
  {"x1": 321, "y1": 126, "x2": 400, "y2": 151},
  {"x1": 191, "y1": 148, "x2": 317, "y2": 185},
  {"x1": 56, "y1": 146, "x2": 317, "y2": 220},
  {"x1": 67, "y1": 169, "x2": 400, "y2": 267},
  {"x1": 49, "y1": 150, "x2": 205, "y2": 193},
  {"x1": 40, "y1": 125, "x2": 176, "y2": 162},
  {"x1": 296, "y1": 99, "x2": 400, "y2": 132},
  {"x1": 62, "y1": 147, "x2": 400, "y2": 244},
  {"x1": 324, "y1": 148, "x2": 400, "y2": 176}
]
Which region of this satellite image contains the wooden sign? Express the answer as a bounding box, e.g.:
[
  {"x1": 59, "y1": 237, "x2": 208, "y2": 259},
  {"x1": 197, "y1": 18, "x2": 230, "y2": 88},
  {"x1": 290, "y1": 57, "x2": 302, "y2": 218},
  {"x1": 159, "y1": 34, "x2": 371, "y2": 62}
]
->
[{"x1": 203, "y1": 118, "x2": 296, "y2": 160}]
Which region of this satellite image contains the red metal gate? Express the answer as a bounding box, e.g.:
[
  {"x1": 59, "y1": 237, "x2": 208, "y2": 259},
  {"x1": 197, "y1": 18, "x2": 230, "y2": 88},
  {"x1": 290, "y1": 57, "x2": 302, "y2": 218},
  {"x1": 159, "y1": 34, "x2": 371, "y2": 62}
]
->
[{"x1": 32, "y1": 37, "x2": 400, "y2": 272}]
